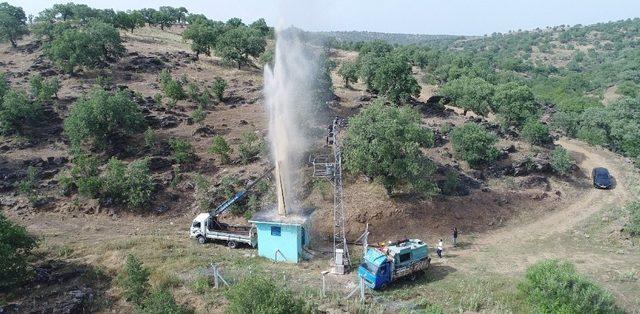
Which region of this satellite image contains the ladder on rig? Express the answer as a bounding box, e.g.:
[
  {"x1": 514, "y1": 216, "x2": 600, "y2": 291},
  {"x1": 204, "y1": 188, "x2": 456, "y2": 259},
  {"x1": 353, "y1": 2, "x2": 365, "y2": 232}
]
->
[{"x1": 310, "y1": 117, "x2": 351, "y2": 274}]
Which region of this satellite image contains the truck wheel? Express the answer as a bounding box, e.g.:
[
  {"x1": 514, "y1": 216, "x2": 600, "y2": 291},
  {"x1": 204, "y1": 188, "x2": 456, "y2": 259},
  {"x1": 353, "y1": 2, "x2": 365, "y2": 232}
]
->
[
  {"x1": 197, "y1": 236, "x2": 206, "y2": 245},
  {"x1": 228, "y1": 241, "x2": 237, "y2": 249}
]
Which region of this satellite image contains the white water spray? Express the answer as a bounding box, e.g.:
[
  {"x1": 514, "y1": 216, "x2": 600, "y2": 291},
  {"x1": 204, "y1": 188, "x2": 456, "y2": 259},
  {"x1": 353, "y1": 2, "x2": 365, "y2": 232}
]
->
[{"x1": 264, "y1": 29, "x2": 319, "y2": 215}]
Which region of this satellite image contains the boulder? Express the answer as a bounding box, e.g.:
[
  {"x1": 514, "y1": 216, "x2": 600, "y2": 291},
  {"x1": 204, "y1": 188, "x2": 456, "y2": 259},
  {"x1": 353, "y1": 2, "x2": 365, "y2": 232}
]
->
[
  {"x1": 193, "y1": 125, "x2": 216, "y2": 137},
  {"x1": 147, "y1": 157, "x2": 173, "y2": 171}
]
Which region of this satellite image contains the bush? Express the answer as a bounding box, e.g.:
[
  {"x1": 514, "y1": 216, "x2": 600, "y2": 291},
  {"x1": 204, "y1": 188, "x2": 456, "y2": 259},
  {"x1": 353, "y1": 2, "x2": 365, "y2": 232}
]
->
[
  {"x1": 211, "y1": 77, "x2": 227, "y2": 101},
  {"x1": 135, "y1": 289, "x2": 189, "y2": 314},
  {"x1": 28, "y1": 74, "x2": 60, "y2": 103},
  {"x1": 0, "y1": 90, "x2": 43, "y2": 134},
  {"x1": 163, "y1": 79, "x2": 186, "y2": 101},
  {"x1": 0, "y1": 213, "x2": 38, "y2": 289},
  {"x1": 208, "y1": 135, "x2": 231, "y2": 164},
  {"x1": 450, "y1": 123, "x2": 499, "y2": 168},
  {"x1": 521, "y1": 119, "x2": 551, "y2": 145},
  {"x1": 191, "y1": 106, "x2": 206, "y2": 125},
  {"x1": 344, "y1": 100, "x2": 438, "y2": 196},
  {"x1": 16, "y1": 166, "x2": 39, "y2": 204},
  {"x1": 551, "y1": 147, "x2": 572, "y2": 175},
  {"x1": 70, "y1": 153, "x2": 102, "y2": 198},
  {"x1": 519, "y1": 259, "x2": 619, "y2": 314},
  {"x1": 64, "y1": 89, "x2": 145, "y2": 150},
  {"x1": 225, "y1": 276, "x2": 309, "y2": 314},
  {"x1": 493, "y1": 82, "x2": 538, "y2": 127},
  {"x1": 169, "y1": 138, "x2": 196, "y2": 164},
  {"x1": 117, "y1": 254, "x2": 150, "y2": 306},
  {"x1": 238, "y1": 131, "x2": 263, "y2": 164},
  {"x1": 144, "y1": 127, "x2": 157, "y2": 148},
  {"x1": 101, "y1": 158, "x2": 154, "y2": 208},
  {"x1": 626, "y1": 201, "x2": 640, "y2": 237}
]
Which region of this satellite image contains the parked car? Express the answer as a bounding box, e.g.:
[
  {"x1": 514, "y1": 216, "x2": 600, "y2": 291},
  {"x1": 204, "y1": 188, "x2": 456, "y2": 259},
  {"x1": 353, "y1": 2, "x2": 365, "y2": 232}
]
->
[{"x1": 592, "y1": 167, "x2": 612, "y2": 189}]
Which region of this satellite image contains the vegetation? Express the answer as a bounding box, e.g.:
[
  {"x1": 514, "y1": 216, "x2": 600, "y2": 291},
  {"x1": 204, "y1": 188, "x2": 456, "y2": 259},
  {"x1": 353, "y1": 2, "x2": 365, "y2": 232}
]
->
[
  {"x1": 16, "y1": 166, "x2": 39, "y2": 204},
  {"x1": 493, "y1": 82, "x2": 538, "y2": 128},
  {"x1": 238, "y1": 131, "x2": 264, "y2": 164},
  {"x1": 225, "y1": 276, "x2": 310, "y2": 314},
  {"x1": 209, "y1": 135, "x2": 232, "y2": 164},
  {"x1": 626, "y1": 201, "x2": 640, "y2": 237},
  {"x1": 521, "y1": 119, "x2": 551, "y2": 145},
  {"x1": 0, "y1": 89, "x2": 43, "y2": 135},
  {"x1": 169, "y1": 138, "x2": 197, "y2": 164},
  {"x1": 29, "y1": 74, "x2": 60, "y2": 103},
  {"x1": 344, "y1": 100, "x2": 438, "y2": 196},
  {"x1": 0, "y1": 213, "x2": 38, "y2": 289},
  {"x1": 191, "y1": 106, "x2": 206, "y2": 124},
  {"x1": 136, "y1": 289, "x2": 190, "y2": 314},
  {"x1": 519, "y1": 259, "x2": 619, "y2": 313},
  {"x1": 43, "y1": 20, "x2": 125, "y2": 73},
  {"x1": 118, "y1": 254, "x2": 151, "y2": 305},
  {"x1": 338, "y1": 60, "x2": 359, "y2": 87},
  {"x1": 550, "y1": 147, "x2": 572, "y2": 175},
  {"x1": 215, "y1": 25, "x2": 266, "y2": 69},
  {"x1": 211, "y1": 77, "x2": 227, "y2": 101},
  {"x1": 450, "y1": 123, "x2": 499, "y2": 168},
  {"x1": 64, "y1": 89, "x2": 145, "y2": 150},
  {"x1": 439, "y1": 76, "x2": 494, "y2": 116},
  {"x1": 102, "y1": 158, "x2": 155, "y2": 208},
  {"x1": 0, "y1": 2, "x2": 28, "y2": 47}
]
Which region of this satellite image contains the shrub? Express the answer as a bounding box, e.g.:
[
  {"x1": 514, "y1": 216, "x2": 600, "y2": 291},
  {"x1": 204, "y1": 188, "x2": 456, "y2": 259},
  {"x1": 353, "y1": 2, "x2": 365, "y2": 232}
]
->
[
  {"x1": 0, "y1": 72, "x2": 8, "y2": 100},
  {"x1": 0, "y1": 90, "x2": 43, "y2": 134},
  {"x1": 211, "y1": 77, "x2": 227, "y2": 101},
  {"x1": 192, "y1": 276, "x2": 210, "y2": 295},
  {"x1": 344, "y1": 100, "x2": 438, "y2": 196},
  {"x1": 117, "y1": 254, "x2": 150, "y2": 306},
  {"x1": 225, "y1": 276, "x2": 309, "y2": 314},
  {"x1": 519, "y1": 259, "x2": 619, "y2": 313},
  {"x1": 64, "y1": 89, "x2": 145, "y2": 150},
  {"x1": 208, "y1": 135, "x2": 231, "y2": 164},
  {"x1": 169, "y1": 138, "x2": 196, "y2": 164},
  {"x1": 338, "y1": 61, "x2": 359, "y2": 87},
  {"x1": 521, "y1": 119, "x2": 551, "y2": 145},
  {"x1": 450, "y1": 123, "x2": 499, "y2": 168},
  {"x1": 163, "y1": 80, "x2": 186, "y2": 101},
  {"x1": 16, "y1": 166, "x2": 40, "y2": 204},
  {"x1": 551, "y1": 147, "x2": 572, "y2": 175},
  {"x1": 71, "y1": 153, "x2": 102, "y2": 198},
  {"x1": 191, "y1": 106, "x2": 206, "y2": 125},
  {"x1": 0, "y1": 213, "x2": 38, "y2": 289},
  {"x1": 439, "y1": 76, "x2": 495, "y2": 116},
  {"x1": 626, "y1": 201, "x2": 640, "y2": 237},
  {"x1": 28, "y1": 74, "x2": 60, "y2": 103},
  {"x1": 125, "y1": 159, "x2": 155, "y2": 208},
  {"x1": 238, "y1": 131, "x2": 263, "y2": 164},
  {"x1": 493, "y1": 82, "x2": 538, "y2": 127},
  {"x1": 144, "y1": 127, "x2": 157, "y2": 148},
  {"x1": 136, "y1": 289, "x2": 189, "y2": 314}
]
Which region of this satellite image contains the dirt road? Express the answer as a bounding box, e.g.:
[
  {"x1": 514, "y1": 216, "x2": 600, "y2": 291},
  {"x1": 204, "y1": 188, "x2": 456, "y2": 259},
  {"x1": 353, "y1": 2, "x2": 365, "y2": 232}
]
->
[{"x1": 438, "y1": 138, "x2": 640, "y2": 309}]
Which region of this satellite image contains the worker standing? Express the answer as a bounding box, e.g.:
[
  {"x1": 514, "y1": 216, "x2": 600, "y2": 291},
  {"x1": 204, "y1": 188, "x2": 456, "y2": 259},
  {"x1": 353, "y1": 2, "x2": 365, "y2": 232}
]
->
[
  {"x1": 436, "y1": 239, "x2": 443, "y2": 258},
  {"x1": 452, "y1": 227, "x2": 458, "y2": 247}
]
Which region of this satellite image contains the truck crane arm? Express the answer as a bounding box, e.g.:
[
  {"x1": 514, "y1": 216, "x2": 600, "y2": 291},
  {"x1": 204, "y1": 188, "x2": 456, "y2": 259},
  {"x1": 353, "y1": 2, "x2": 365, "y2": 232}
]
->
[{"x1": 211, "y1": 166, "x2": 274, "y2": 217}]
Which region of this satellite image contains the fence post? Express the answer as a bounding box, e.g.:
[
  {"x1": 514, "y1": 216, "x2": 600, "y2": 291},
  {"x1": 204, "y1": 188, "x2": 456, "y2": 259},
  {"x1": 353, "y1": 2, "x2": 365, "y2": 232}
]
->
[
  {"x1": 359, "y1": 277, "x2": 365, "y2": 303},
  {"x1": 212, "y1": 264, "x2": 219, "y2": 289},
  {"x1": 321, "y1": 270, "x2": 329, "y2": 297}
]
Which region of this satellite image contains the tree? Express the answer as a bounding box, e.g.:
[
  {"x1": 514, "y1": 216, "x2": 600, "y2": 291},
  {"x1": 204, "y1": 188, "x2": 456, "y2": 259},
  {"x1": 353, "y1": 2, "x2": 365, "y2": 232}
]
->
[
  {"x1": 117, "y1": 254, "x2": 150, "y2": 306},
  {"x1": 211, "y1": 77, "x2": 227, "y2": 101},
  {"x1": 372, "y1": 53, "x2": 421, "y2": 103},
  {"x1": 521, "y1": 119, "x2": 551, "y2": 145},
  {"x1": 182, "y1": 19, "x2": 224, "y2": 59},
  {"x1": 519, "y1": 260, "x2": 619, "y2": 313},
  {"x1": 0, "y1": 90, "x2": 43, "y2": 135},
  {"x1": 249, "y1": 18, "x2": 270, "y2": 37},
  {"x1": 493, "y1": 82, "x2": 538, "y2": 127},
  {"x1": 449, "y1": 123, "x2": 499, "y2": 168},
  {"x1": 0, "y1": 213, "x2": 37, "y2": 289},
  {"x1": 114, "y1": 11, "x2": 144, "y2": 33},
  {"x1": 215, "y1": 26, "x2": 266, "y2": 69},
  {"x1": 0, "y1": 2, "x2": 28, "y2": 47},
  {"x1": 28, "y1": 74, "x2": 60, "y2": 103},
  {"x1": 344, "y1": 101, "x2": 438, "y2": 196},
  {"x1": 439, "y1": 76, "x2": 495, "y2": 116},
  {"x1": 64, "y1": 89, "x2": 145, "y2": 150},
  {"x1": 209, "y1": 135, "x2": 231, "y2": 164},
  {"x1": 338, "y1": 61, "x2": 359, "y2": 87},
  {"x1": 44, "y1": 20, "x2": 125, "y2": 73},
  {"x1": 551, "y1": 147, "x2": 572, "y2": 175},
  {"x1": 225, "y1": 276, "x2": 309, "y2": 314}
]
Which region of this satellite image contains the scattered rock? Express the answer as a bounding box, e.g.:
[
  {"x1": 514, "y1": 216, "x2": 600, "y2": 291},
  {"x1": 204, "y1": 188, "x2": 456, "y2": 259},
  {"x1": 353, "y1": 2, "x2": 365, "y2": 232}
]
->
[
  {"x1": 159, "y1": 116, "x2": 179, "y2": 129},
  {"x1": 147, "y1": 157, "x2": 173, "y2": 171},
  {"x1": 518, "y1": 175, "x2": 551, "y2": 191},
  {"x1": 193, "y1": 125, "x2": 216, "y2": 137}
]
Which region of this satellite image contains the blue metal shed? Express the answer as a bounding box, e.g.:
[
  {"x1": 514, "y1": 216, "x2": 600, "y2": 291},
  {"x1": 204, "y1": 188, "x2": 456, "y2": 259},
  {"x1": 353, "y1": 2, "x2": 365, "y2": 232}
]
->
[{"x1": 249, "y1": 209, "x2": 311, "y2": 263}]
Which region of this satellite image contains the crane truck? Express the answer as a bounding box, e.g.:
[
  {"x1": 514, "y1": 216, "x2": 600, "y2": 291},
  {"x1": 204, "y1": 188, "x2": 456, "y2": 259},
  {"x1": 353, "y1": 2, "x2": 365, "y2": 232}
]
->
[
  {"x1": 189, "y1": 167, "x2": 273, "y2": 249},
  {"x1": 357, "y1": 239, "x2": 431, "y2": 289}
]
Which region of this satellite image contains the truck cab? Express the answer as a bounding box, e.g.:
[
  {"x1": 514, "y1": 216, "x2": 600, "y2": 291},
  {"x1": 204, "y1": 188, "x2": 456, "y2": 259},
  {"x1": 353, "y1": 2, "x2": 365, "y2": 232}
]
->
[{"x1": 358, "y1": 239, "x2": 430, "y2": 289}]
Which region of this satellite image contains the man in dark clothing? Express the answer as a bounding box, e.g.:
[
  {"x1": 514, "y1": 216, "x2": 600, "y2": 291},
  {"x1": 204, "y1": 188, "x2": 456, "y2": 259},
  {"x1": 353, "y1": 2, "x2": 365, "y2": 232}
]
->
[{"x1": 452, "y1": 227, "x2": 458, "y2": 247}]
